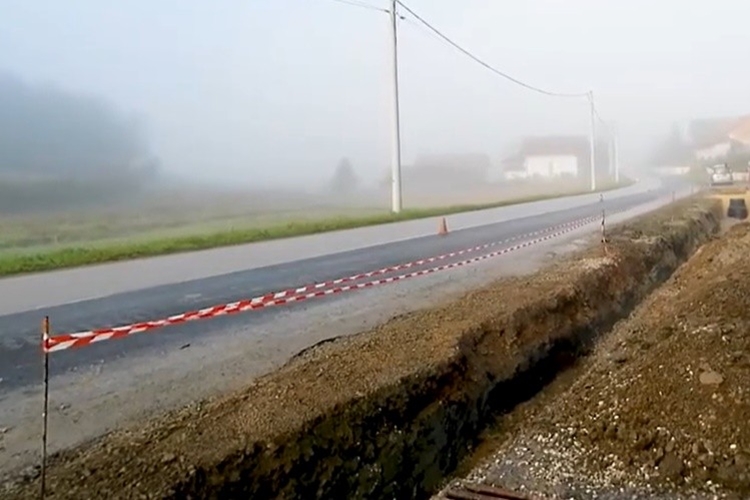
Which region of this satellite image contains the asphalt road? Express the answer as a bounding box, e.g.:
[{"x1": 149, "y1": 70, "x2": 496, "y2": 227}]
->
[{"x1": 0, "y1": 186, "x2": 672, "y2": 396}]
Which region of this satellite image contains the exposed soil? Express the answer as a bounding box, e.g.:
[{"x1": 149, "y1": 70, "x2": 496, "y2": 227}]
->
[
  {"x1": 2, "y1": 198, "x2": 721, "y2": 499},
  {"x1": 445, "y1": 222, "x2": 750, "y2": 499}
]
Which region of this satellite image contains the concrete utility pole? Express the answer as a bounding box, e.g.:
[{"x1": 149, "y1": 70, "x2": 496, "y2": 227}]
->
[
  {"x1": 588, "y1": 90, "x2": 596, "y2": 191},
  {"x1": 389, "y1": 0, "x2": 403, "y2": 213},
  {"x1": 607, "y1": 124, "x2": 614, "y2": 177},
  {"x1": 612, "y1": 121, "x2": 620, "y2": 184}
]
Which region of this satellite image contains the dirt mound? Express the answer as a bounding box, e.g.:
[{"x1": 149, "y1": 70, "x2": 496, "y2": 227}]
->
[
  {"x1": 565, "y1": 223, "x2": 750, "y2": 494},
  {"x1": 462, "y1": 222, "x2": 750, "y2": 499},
  {"x1": 2, "y1": 199, "x2": 721, "y2": 499}
]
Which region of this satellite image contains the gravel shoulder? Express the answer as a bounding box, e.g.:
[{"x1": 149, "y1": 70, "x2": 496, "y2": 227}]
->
[{"x1": 439, "y1": 221, "x2": 750, "y2": 499}]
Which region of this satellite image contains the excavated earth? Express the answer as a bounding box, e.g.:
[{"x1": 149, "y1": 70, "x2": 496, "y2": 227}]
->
[
  {"x1": 440, "y1": 220, "x2": 750, "y2": 499},
  {"x1": 3, "y1": 198, "x2": 722, "y2": 499}
]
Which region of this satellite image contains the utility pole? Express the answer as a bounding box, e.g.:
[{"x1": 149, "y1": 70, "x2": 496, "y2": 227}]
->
[
  {"x1": 389, "y1": 0, "x2": 403, "y2": 213},
  {"x1": 588, "y1": 90, "x2": 596, "y2": 191},
  {"x1": 607, "y1": 126, "x2": 614, "y2": 178},
  {"x1": 613, "y1": 121, "x2": 620, "y2": 184}
]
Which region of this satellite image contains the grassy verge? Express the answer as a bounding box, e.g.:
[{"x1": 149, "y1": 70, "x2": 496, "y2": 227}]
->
[{"x1": 0, "y1": 182, "x2": 631, "y2": 277}]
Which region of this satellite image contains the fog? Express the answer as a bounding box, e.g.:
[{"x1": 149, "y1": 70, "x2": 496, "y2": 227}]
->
[
  {"x1": 0, "y1": 74, "x2": 155, "y2": 177},
  {"x1": 2, "y1": 0, "x2": 749, "y2": 197}
]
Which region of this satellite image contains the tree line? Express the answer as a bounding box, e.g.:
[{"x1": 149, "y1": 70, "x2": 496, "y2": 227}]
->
[{"x1": 0, "y1": 73, "x2": 159, "y2": 212}]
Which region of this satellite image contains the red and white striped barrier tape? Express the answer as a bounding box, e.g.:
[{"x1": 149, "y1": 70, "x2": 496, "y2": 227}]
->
[{"x1": 43, "y1": 211, "x2": 616, "y2": 353}]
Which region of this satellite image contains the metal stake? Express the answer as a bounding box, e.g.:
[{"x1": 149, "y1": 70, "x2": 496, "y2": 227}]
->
[{"x1": 41, "y1": 316, "x2": 50, "y2": 499}]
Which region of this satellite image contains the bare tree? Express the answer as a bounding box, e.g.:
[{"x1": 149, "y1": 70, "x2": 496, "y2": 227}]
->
[{"x1": 330, "y1": 157, "x2": 359, "y2": 194}]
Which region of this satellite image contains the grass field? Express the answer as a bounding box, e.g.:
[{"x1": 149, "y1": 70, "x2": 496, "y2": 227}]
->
[{"x1": 0, "y1": 180, "x2": 630, "y2": 277}]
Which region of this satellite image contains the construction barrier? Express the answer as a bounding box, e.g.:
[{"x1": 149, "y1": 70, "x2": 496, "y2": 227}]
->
[{"x1": 42, "y1": 211, "x2": 620, "y2": 353}]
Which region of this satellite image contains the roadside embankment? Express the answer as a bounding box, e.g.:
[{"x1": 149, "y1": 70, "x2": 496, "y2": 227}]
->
[{"x1": 4, "y1": 197, "x2": 721, "y2": 499}]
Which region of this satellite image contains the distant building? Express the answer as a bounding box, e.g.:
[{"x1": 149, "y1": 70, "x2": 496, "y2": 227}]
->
[
  {"x1": 404, "y1": 153, "x2": 491, "y2": 191},
  {"x1": 502, "y1": 136, "x2": 608, "y2": 181},
  {"x1": 654, "y1": 166, "x2": 692, "y2": 177},
  {"x1": 684, "y1": 115, "x2": 750, "y2": 163},
  {"x1": 499, "y1": 153, "x2": 527, "y2": 181},
  {"x1": 729, "y1": 117, "x2": 750, "y2": 146},
  {"x1": 521, "y1": 136, "x2": 587, "y2": 177}
]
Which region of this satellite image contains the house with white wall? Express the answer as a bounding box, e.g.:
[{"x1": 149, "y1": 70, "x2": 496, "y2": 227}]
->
[
  {"x1": 695, "y1": 142, "x2": 732, "y2": 162},
  {"x1": 524, "y1": 154, "x2": 579, "y2": 177},
  {"x1": 503, "y1": 136, "x2": 591, "y2": 180},
  {"x1": 687, "y1": 115, "x2": 750, "y2": 163}
]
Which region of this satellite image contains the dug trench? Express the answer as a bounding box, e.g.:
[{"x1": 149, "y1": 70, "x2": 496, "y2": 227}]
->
[{"x1": 4, "y1": 198, "x2": 722, "y2": 499}]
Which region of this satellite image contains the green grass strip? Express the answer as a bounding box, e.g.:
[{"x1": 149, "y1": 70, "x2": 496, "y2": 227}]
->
[{"x1": 0, "y1": 183, "x2": 629, "y2": 277}]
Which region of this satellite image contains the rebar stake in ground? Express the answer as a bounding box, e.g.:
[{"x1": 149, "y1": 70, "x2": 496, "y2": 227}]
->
[{"x1": 445, "y1": 483, "x2": 532, "y2": 500}]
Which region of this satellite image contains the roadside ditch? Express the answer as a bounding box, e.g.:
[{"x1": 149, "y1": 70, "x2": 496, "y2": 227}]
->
[
  {"x1": 4, "y1": 197, "x2": 722, "y2": 499},
  {"x1": 436, "y1": 218, "x2": 750, "y2": 499}
]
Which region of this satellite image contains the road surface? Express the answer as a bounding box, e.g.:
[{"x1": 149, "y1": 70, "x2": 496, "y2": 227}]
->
[{"x1": 0, "y1": 178, "x2": 686, "y2": 473}]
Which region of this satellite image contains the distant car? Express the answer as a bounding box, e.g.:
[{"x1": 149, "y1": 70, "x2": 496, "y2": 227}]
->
[
  {"x1": 727, "y1": 198, "x2": 748, "y2": 220},
  {"x1": 710, "y1": 163, "x2": 734, "y2": 186}
]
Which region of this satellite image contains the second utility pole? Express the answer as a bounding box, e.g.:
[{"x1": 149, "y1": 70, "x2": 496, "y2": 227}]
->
[
  {"x1": 588, "y1": 90, "x2": 597, "y2": 191},
  {"x1": 390, "y1": 0, "x2": 403, "y2": 213},
  {"x1": 613, "y1": 121, "x2": 620, "y2": 184}
]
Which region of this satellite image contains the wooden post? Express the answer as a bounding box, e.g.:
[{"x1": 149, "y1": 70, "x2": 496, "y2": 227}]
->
[
  {"x1": 41, "y1": 317, "x2": 50, "y2": 499},
  {"x1": 600, "y1": 194, "x2": 607, "y2": 254}
]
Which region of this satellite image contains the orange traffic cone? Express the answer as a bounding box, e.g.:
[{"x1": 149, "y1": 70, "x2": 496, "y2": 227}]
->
[{"x1": 438, "y1": 217, "x2": 448, "y2": 236}]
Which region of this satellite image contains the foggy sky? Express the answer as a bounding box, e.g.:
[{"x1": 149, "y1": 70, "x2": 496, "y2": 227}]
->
[{"x1": 2, "y1": 0, "x2": 749, "y2": 188}]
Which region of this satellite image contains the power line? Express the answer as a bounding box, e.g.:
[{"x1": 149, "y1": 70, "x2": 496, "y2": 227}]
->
[
  {"x1": 325, "y1": 0, "x2": 389, "y2": 14},
  {"x1": 395, "y1": 0, "x2": 589, "y2": 99},
  {"x1": 399, "y1": 14, "x2": 453, "y2": 46}
]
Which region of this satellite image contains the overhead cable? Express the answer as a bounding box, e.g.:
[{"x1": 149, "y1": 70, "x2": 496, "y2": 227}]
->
[{"x1": 395, "y1": 0, "x2": 589, "y2": 98}]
